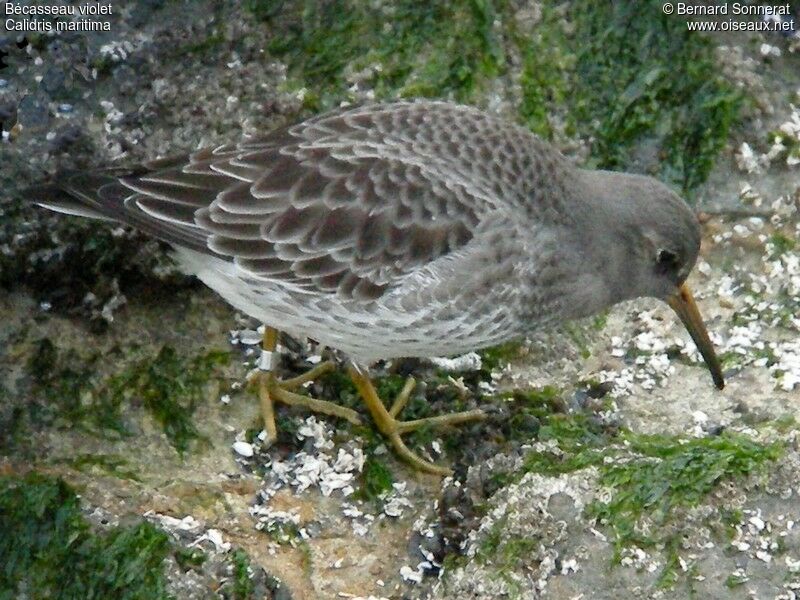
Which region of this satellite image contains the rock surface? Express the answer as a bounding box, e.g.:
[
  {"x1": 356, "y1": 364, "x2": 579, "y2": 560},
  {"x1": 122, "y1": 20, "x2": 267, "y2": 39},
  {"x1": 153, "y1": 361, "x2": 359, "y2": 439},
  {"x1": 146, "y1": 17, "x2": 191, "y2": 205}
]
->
[{"x1": 1, "y1": 2, "x2": 799, "y2": 599}]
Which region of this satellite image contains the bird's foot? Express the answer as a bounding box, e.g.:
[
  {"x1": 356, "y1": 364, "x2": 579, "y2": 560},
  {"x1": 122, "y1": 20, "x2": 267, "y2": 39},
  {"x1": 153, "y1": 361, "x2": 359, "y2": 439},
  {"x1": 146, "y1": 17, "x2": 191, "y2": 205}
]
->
[
  {"x1": 347, "y1": 364, "x2": 486, "y2": 476},
  {"x1": 256, "y1": 362, "x2": 362, "y2": 444},
  {"x1": 253, "y1": 327, "x2": 484, "y2": 474}
]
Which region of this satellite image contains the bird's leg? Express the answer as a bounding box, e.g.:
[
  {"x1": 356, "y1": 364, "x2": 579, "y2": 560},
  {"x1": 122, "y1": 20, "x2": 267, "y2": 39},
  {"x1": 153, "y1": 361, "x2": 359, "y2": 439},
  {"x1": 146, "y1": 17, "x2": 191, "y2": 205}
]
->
[
  {"x1": 256, "y1": 327, "x2": 361, "y2": 445},
  {"x1": 347, "y1": 363, "x2": 486, "y2": 475},
  {"x1": 257, "y1": 327, "x2": 280, "y2": 443},
  {"x1": 254, "y1": 333, "x2": 481, "y2": 473}
]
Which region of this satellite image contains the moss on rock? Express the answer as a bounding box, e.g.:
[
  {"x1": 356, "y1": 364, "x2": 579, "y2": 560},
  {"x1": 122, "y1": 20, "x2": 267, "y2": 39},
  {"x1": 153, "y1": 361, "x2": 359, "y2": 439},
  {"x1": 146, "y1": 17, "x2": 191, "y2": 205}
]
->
[
  {"x1": 249, "y1": 0, "x2": 506, "y2": 110},
  {"x1": 249, "y1": 0, "x2": 742, "y2": 193},
  {"x1": 17, "y1": 341, "x2": 229, "y2": 455},
  {"x1": 496, "y1": 386, "x2": 783, "y2": 587},
  {"x1": 0, "y1": 473, "x2": 172, "y2": 599}
]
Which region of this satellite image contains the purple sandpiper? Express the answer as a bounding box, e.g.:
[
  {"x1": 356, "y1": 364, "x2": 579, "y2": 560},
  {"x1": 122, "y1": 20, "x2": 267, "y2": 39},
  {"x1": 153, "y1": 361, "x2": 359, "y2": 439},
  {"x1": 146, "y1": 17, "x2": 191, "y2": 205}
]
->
[{"x1": 28, "y1": 101, "x2": 724, "y2": 474}]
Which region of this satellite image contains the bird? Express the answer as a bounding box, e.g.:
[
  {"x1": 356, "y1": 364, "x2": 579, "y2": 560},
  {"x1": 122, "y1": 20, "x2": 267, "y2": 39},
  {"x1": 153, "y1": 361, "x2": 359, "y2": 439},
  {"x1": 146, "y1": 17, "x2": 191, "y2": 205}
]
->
[{"x1": 26, "y1": 100, "x2": 724, "y2": 475}]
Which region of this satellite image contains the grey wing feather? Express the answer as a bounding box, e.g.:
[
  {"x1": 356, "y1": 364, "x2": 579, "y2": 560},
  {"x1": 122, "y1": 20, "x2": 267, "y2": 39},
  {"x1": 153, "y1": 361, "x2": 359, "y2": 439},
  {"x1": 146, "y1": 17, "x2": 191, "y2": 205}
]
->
[{"x1": 25, "y1": 101, "x2": 538, "y2": 301}]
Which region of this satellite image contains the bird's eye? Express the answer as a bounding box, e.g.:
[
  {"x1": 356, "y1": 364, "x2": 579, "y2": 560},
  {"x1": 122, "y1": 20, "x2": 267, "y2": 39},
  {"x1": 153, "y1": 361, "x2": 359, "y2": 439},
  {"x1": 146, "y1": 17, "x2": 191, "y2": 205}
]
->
[{"x1": 655, "y1": 249, "x2": 680, "y2": 275}]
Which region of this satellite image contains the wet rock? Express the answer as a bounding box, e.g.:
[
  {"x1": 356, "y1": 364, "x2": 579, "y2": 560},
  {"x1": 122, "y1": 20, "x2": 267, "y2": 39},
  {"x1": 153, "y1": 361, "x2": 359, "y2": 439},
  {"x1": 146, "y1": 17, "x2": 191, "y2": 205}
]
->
[
  {"x1": 408, "y1": 528, "x2": 445, "y2": 571},
  {"x1": 586, "y1": 380, "x2": 612, "y2": 399},
  {"x1": 270, "y1": 579, "x2": 294, "y2": 600},
  {"x1": 112, "y1": 64, "x2": 139, "y2": 94},
  {"x1": 570, "y1": 389, "x2": 591, "y2": 410},
  {"x1": 129, "y1": 0, "x2": 168, "y2": 28},
  {"x1": 438, "y1": 479, "x2": 481, "y2": 558},
  {"x1": 0, "y1": 100, "x2": 17, "y2": 130},
  {"x1": 48, "y1": 124, "x2": 83, "y2": 153},
  {"x1": 16, "y1": 94, "x2": 49, "y2": 131},
  {"x1": 40, "y1": 66, "x2": 65, "y2": 95}
]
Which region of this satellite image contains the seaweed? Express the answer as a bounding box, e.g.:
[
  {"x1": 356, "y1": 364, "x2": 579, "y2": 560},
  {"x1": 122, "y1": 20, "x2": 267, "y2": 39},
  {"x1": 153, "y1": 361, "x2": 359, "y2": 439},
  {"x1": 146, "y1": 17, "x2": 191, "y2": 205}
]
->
[{"x1": 0, "y1": 473, "x2": 172, "y2": 600}]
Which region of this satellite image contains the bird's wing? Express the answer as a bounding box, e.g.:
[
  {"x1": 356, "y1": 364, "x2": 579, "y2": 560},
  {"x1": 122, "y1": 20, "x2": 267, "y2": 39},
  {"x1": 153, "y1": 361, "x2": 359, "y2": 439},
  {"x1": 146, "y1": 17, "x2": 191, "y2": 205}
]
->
[{"x1": 32, "y1": 102, "x2": 533, "y2": 301}]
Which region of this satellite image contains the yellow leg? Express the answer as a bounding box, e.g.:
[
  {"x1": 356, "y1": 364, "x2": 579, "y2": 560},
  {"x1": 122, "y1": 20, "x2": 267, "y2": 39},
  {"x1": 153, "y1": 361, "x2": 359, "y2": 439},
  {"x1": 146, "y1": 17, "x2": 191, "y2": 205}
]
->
[
  {"x1": 258, "y1": 327, "x2": 279, "y2": 443},
  {"x1": 253, "y1": 328, "x2": 484, "y2": 474},
  {"x1": 347, "y1": 363, "x2": 486, "y2": 476},
  {"x1": 257, "y1": 328, "x2": 361, "y2": 445}
]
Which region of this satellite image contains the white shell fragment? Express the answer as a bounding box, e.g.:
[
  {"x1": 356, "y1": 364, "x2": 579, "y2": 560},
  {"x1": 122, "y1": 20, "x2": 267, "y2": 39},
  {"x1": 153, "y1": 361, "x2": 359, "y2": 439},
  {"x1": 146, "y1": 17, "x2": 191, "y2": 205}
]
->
[
  {"x1": 399, "y1": 565, "x2": 424, "y2": 584},
  {"x1": 429, "y1": 352, "x2": 483, "y2": 372},
  {"x1": 232, "y1": 441, "x2": 255, "y2": 457}
]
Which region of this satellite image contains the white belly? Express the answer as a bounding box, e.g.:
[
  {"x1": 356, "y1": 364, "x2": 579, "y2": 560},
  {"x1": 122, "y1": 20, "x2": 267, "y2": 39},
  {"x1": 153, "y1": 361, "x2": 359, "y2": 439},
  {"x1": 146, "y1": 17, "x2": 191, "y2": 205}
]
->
[{"x1": 174, "y1": 248, "x2": 518, "y2": 363}]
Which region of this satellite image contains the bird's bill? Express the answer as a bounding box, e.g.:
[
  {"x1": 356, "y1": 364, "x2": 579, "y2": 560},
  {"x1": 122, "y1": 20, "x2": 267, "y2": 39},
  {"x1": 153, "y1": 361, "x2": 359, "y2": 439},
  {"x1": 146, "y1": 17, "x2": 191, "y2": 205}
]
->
[{"x1": 667, "y1": 283, "x2": 725, "y2": 390}]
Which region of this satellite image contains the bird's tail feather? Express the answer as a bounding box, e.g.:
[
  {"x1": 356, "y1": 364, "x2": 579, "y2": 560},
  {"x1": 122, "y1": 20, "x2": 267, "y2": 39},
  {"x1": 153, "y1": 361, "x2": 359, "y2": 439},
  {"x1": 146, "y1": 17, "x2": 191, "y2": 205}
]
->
[
  {"x1": 25, "y1": 169, "x2": 135, "y2": 221},
  {"x1": 21, "y1": 166, "x2": 212, "y2": 254},
  {"x1": 25, "y1": 168, "x2": 126, "y2": 214}
]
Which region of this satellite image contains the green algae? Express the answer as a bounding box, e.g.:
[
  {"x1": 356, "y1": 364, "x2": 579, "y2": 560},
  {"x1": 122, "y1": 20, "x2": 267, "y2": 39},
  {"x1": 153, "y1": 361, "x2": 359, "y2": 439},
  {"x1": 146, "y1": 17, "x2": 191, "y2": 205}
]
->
[
  {"x1": 175, "y1": 547, "x2": 207, "y2": 571},
  {"x1": 586, "y1": 433, "x2": 782, "y2": 573},
  {"x1": 0, "y1": 473, "x2": 172, "y2": 600},
  {"x1": 260, "y1": 518, "x2": 302, "y2": 546},
  {"x1": 22, "y1": 341, "x2": 229, "y2": 455},
  {"x1": 104, "y1": 346, "x2": 229, "y2": 454},
  {"x1": 354, "y1": 454, "x2": 395, "y2": 504},
  {"x1": 497, "y1": 386, "x2": 782, "y2": 587},
  {"x1": 248, "y1": 0, "x2": 741, "y2": 192},
  {"x1": 725, "y1": 572, "x2": 749, "y2": 588},
  {"x1": 477, "y1": 515, "x2": 538, "y2": 595},
  {"x1": 58, "y1": 453, "x2": 142, "y2": 482},
  {"x1": 0, "y1": 472, "x2": 273, "y2": 599},
  {"x1": 25, "y1": 338, "x2": 125, "y2": 435},
  {"x1": 479, "y1": 341, "x2": 525, "y2": 372},
  {"x1": 564, "y1": 2, "x2": 741, "y2": 192},
  {"x1": 499, "y1": 386, "x2": 563, "y2": 444},
  {"x1": 228, "y1": 549, "x2": 256, "y2": 600},
  {"x1": 768, "y1": 125, "x2": 800, "y2": 167},
  {"x1": 511, "y1": 3, "x2": 573, "y2": 139},
  {"x1": 767, "y1": 231, "x2": 797, "y2": 257},
  {"x1": 248, "y1": 0, "x2": 506, "y2": 110}
]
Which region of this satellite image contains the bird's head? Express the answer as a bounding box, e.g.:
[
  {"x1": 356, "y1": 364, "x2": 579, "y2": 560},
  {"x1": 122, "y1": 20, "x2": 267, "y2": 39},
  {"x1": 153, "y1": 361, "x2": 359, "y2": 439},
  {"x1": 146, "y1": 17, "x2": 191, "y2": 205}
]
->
[{"x1": 574, "y1": 169, "x2": 724, "y2": 390}]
